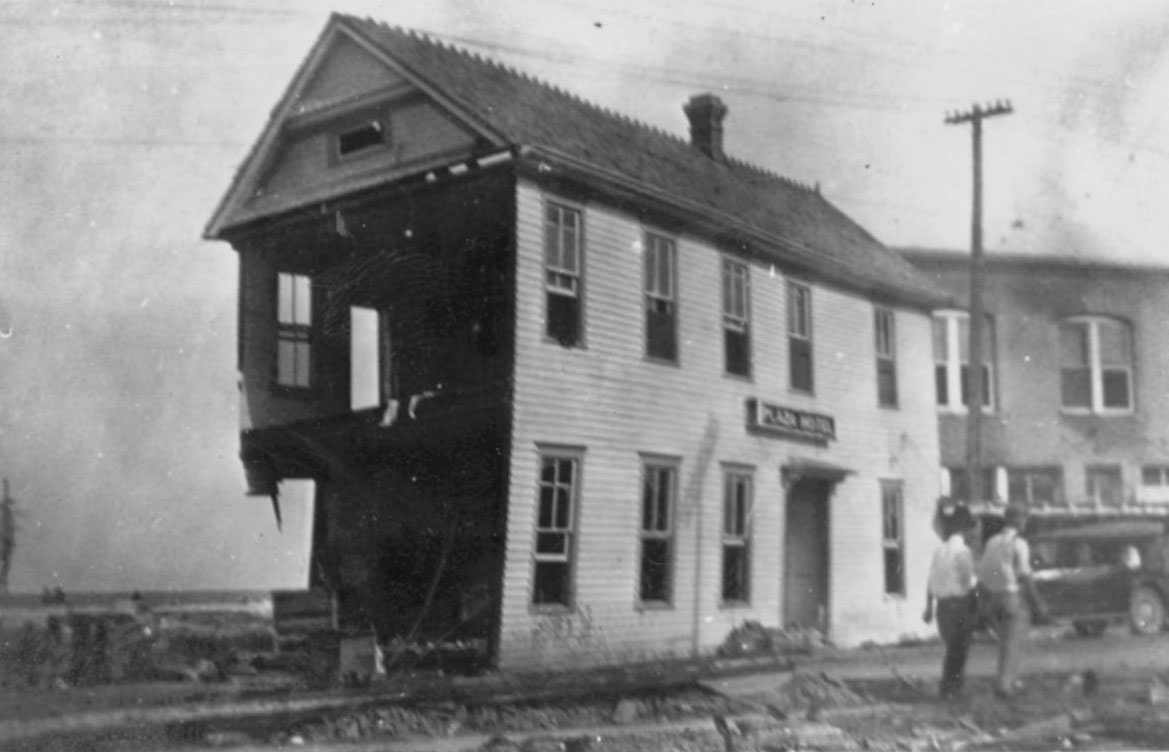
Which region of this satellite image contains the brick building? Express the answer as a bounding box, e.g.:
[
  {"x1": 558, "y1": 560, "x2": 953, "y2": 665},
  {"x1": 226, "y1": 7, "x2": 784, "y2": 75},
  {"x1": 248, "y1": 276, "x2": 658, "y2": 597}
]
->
[
  {"x1": 904, "y1": 248, "x2": 1169, "y2": 518},
  {"x1": 204, "y1": 14, "x2": 947, "y2": 669}
]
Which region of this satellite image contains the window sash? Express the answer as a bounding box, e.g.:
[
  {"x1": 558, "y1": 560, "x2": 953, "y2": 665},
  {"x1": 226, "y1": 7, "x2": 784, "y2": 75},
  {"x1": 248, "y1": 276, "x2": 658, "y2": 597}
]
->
[
  {"x1": 544, "y1": 203, "x2": 580, "y2": 275},
  {"x1": 644, "y1": 234, "x2": 675, "y2": 300},
  {"x1": 722, "y1": 259, "x2": 749, "y2": 324},
  {"x1": 934, "y1": 312, "x2": 995, "y2": 410},
  {"x1": 723, "y1": 472, "x2": 752, "y2": 538},
  {"x1": 1060, "y1": 318, "x2": 1134, "y2": 412},
  {"x1": 881, "y1": 482, "x2": 905, "y2": 595},
  {"x1": 277, "y1": 272, "x2": 312, "y2": 326},
  {"x1": 874, "y1": 307, "x2": 895, "y2": 358},
  {"x1": 787, "y1": 283, "x2": 811, "y2": 339}
]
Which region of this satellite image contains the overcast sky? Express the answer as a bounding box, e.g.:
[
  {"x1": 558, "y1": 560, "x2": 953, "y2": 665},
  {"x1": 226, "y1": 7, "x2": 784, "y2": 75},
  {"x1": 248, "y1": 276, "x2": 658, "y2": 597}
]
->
[{"x1": 1, "y1": 0, "x2": 1167, "y2": 592}]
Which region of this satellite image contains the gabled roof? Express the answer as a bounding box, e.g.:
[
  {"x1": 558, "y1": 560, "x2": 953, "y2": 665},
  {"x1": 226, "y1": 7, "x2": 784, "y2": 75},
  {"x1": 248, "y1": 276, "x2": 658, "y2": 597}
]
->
[{"x1": 207, "y1": 12, "x2": 945, "y2": 309}]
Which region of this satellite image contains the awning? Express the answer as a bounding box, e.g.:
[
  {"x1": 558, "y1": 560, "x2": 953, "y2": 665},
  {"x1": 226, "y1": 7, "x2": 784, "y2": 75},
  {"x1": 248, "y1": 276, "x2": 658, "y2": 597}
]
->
[{"x1": 782, "y1": 457, "x2": 854, "y2": 484}]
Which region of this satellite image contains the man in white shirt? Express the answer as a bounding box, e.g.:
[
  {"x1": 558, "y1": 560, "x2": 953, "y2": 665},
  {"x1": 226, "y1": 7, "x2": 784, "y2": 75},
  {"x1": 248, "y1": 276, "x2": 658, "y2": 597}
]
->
[
  {"x1": 923, "y1": 503, "x2": 977, "y2": 699},
  {"x1": 976, "y1": 503, "x2": 1049, "y2": 698}
]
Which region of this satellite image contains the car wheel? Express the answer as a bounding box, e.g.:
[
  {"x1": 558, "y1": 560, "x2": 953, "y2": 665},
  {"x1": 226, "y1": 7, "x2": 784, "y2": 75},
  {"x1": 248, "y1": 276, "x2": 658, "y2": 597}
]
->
[
  {"x1": 1130, "y1": 587, "x2": 1166, "y2": 635},
  {"x1": 1072, "y1": 620, "x2": 1108, "y2": 638}
]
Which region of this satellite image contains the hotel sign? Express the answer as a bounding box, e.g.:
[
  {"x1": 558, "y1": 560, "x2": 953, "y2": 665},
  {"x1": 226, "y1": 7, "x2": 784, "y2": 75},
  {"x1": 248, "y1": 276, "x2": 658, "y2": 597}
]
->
[{"x1": 746, "y1": 398, "x2": 836, "y2": 443}]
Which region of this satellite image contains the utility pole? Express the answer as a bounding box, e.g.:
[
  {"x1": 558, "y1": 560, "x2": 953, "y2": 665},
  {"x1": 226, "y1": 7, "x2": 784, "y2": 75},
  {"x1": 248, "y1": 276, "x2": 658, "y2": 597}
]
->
[
  {"x1": 945, "y1": 100, "x2": 1013, "y2": 509},
  {"x1": 0, "y1": 478, "x2": 14, "y2": 593}
]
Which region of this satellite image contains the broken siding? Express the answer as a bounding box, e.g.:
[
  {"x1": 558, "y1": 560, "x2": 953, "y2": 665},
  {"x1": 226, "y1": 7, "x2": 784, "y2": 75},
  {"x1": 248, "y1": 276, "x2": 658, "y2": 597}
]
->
[{"x1": 498, "y1": 179, "x2": 941, "y2": 670}]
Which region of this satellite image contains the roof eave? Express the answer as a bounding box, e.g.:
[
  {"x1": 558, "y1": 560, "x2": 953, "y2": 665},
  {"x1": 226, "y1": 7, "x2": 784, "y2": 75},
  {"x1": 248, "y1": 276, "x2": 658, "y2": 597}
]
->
[{"x1": 517, "y1": 145, "x2": 950, "y2": 311}]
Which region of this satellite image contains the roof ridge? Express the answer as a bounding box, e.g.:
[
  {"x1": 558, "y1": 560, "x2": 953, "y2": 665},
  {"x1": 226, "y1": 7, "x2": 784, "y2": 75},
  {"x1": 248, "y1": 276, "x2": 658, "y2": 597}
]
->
[{"x1": 346, "y1": 15, "x2": 815, "y2": 189}]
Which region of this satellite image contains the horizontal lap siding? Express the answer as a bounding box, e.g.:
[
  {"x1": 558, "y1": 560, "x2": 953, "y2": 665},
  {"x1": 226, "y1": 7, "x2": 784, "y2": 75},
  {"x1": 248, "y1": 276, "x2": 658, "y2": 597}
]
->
[{"x1": 499, "y1": 179, "x2": 940, "y2": 670}]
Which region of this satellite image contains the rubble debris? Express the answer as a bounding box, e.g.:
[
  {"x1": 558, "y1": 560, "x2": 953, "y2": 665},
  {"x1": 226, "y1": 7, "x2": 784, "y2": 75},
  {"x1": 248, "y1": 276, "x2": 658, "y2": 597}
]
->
[{"x1": 775, "y1": 671, "x2": 868, "y2": 714}]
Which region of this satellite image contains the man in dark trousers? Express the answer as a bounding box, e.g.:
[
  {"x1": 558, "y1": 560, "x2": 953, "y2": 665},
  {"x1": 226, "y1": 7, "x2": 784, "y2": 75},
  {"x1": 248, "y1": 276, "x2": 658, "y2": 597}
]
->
[
  {"x1": 923, "y1": 504, "x2": 977, "y2": 699},
  {"x1": 977, "y1": 503, "x2": 1050, "y2": 698}
]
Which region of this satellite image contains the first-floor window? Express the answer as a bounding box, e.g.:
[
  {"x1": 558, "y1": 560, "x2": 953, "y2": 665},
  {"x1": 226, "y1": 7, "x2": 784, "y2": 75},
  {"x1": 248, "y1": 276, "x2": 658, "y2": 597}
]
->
[
  {"x1": 881, "y1": 481, "x2": 905, "y2": 596},
  {"x1": 639, "y1": 460, "x2": 677, "y2": 604},
  {"x1": 533, "y1": 450, "x2": 580, "y2": 607},
  {"x1": 1086, "y1": 464, "x2": 1123, "y2": 507},
  {"x1": 721, "y1": 468, "x2": 753, "y2": 603},
  {"x1": 947, "y1": 466, "x2": 996, "y2": 504},
  {"x1": 1007, "y1": 466, "x2": 1062, "y2": 506}
]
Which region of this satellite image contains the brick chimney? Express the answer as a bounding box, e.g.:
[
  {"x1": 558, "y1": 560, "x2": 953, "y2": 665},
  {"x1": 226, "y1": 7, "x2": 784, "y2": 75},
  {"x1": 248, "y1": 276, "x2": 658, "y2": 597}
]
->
[{"x1": 684, "y1": 93, "x2": 728, "y2": 162}]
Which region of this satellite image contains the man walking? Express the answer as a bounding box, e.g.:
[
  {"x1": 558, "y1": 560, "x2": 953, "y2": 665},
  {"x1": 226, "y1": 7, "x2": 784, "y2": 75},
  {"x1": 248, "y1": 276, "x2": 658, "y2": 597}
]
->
[
  {"x1": 923, "y1": 504, "x2": 977, "y2": 699},
  {"x1": 976, "y1": 503, "x2": 1049, "y2": 697}
]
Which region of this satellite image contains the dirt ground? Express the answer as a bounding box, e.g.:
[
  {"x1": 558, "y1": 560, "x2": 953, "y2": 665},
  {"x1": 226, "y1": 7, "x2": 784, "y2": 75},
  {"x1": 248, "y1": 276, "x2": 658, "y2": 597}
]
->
[{"x1": 5, "y1": 620, "x2": 1169, "y2": 751}]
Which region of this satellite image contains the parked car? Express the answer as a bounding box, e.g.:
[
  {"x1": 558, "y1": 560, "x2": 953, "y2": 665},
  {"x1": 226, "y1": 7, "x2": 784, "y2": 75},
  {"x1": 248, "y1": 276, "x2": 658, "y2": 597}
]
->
[{"x1": 1028, "y1": 519, "x2": 1169, "y2": 637}]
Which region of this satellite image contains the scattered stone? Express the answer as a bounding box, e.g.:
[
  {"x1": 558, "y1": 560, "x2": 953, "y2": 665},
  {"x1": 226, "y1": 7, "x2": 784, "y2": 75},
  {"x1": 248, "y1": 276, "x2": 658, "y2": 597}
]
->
[
  {"x1": 1148, "y1": 676, "x2": 1169, "y2": 705},
  {"x1": 611, "y1": 697, "x2": 640, "y2": 724},
  {"x1": 204, "y1": 730, "x2": 253, "y2": 747},
  {"x1": 520, "y1": 736, "x2": 566, "y2": 752},
  {"x1": 1006, "y1": 713, "x2": 1073, "y2": 740}
]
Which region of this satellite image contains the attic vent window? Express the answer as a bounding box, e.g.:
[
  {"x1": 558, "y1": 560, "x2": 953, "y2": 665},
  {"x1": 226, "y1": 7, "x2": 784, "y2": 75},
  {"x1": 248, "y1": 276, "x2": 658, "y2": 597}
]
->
[{"x1": 337, "y1": 121, "x2": 385, "y2": 157}]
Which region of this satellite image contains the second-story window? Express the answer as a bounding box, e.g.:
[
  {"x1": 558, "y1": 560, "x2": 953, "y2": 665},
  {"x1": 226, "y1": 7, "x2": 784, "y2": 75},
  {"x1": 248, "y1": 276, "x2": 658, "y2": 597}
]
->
[
  {"x1": 644, "y1": 233, "x2": 677, "y2": 362},
  {"x1": 788, "y1": 282, "x2": 813, "y2": 392},
  {"x1": 874, "y1": 306, "x2": 897, "y2": 406},
  {"x1": 276, "y1": 271, "x2": 313, "y2": 389},
  {"x1": 544, "y1": 202, "x2": 583, "y2": 347},
  {"x1": 1060, "y1": 317, "x2": 1133, "y2": 413},
  {"x1": 722, "y1": 259, "x2": 750, "y2": 376},
  {"x1": 933, "y1": 311, "x2": 994, "y2": 411}
]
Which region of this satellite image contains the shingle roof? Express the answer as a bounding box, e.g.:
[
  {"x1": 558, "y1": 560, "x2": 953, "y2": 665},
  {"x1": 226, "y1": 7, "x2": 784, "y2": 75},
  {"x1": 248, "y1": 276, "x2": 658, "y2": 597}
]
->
[{"x1": 251, "y1": 13, "x2": 944, "y2": 307}]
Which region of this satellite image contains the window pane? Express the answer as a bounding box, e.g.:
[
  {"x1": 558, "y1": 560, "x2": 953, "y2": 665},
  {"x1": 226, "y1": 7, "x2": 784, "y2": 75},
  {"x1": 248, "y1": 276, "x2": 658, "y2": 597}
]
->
[
  {"x1": 1098, "y1": 320, "x2": 1130, "y2": 365},
  {"x1": 790, "y1": 337, "x2": 813, "y2": 391},
  {"x1": 658, "y1": 243, "x2": 672, "y2": 297},
  {"x1": 647, "y1": 306, "x2": 677, "y2": 361},
  {"x1": 293, "y1": 276, "x2": 311, "y2": 325},
  {"x1": 278, "y1": 274, "x2": 293, "y2": 323},
  {"x1": 533, "y1": 561, "x2": 570, "y2": 605},
  {"x1": 722, "y1": 545, "x2": 749, "y2": 602},
  {"x1": 884, "y1": 546, "x2": 904, "y2": 595},
  {"x1": 561, "y1": 221, "x2": 577, "y2": 272},
  {"x1": 1061, "y1": 368, "x2": 1092, "y2": 407},
  {"x1": 1102, "y1": 369, "x2": 1130, "y2": 408},
  {"x1": 554, "y1": 487, "x2": 571, "y2": 529},
  {"x1": 725, "y1": 329, "x2": 750, "y2": 376},
  {"x1": 935, "y1": 364, "x2": 949, "y2": 406},
  {"x1": 557, "y1": 459, "x2": 574, "y2": 485},
  {"x1": 878, "y1": 359, "x2": 897, "y2": 406},
  {"x1": 538, "y1": 485, "x2": 554, "y2": 528},
  {"x1": 1060, "y1": 323, "x2": 1089, "y2": 367},
  {"x1": 932, "y1": 317, "x2": 948, "y2": 361},
  {"x1": 536, "y1": 532, "x2": 566, "y2": 555},
  {"x1": 277, "y1": 340, "x2": 295, "y2": 385},
  {"x1": 544, "y1": 207, "x2": 560, "y2": 267},
  {"x1": 295, "y1": 341, "x2": 311, "y2": 387},
  {"x1": 547, "y1": 292, "x2": 581, "y2": 345},
  {"x1": 640, "y1": 538, "x2": 671, "y2": 602},
  {"x1": 957, "y1": 317, "x2": 969, "y2": 362}
]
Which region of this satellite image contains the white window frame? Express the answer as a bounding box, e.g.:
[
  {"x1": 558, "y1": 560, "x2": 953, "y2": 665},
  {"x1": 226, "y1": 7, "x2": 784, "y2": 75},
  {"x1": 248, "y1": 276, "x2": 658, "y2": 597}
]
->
[
  {"x1": 787, "y1": 281, "x2": 814, "y2": 392},
  {"x1": 721, "y1": 258, "x2": 751, "y2": 376},
  {"x1": 1059, "y1": 316, "x2": 1134, "y2": 415},
  {"x1": 638, "y1": 457, "x2": 678, "y2": 606},
  {"x1": 1139, "y1": 465, "x2": 1169, "y2": 503},
  {"x1": 531, "y1": 448, "x2": 582, "y2": 609},
  {"x1": 720, "y1": 467, "x2": 753, "y2": 605},
  {"x1": 544, "y1": 202, "x2": 582, "y2": 297},
  {"x1": 644, "y1": 232, "x2": 678, "y2": 361},
  {"x1": 874, "y1": 305, "x2": 897, "y2": 407},
  {"x1": 881, "y1": 480, "x2": 906, "y2": 597},
  {"x1": 933, "y1": 310, "x2": 995, "y2": 412}
]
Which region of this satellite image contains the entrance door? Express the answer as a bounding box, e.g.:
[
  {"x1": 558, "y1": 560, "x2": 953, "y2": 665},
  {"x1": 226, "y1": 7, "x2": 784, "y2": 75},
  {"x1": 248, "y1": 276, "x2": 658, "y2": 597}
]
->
[{"x1": 784, "y1": 478, "x2": 831, "y2": 630}]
